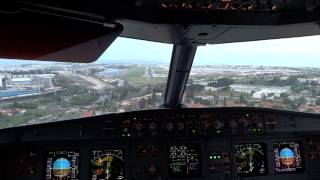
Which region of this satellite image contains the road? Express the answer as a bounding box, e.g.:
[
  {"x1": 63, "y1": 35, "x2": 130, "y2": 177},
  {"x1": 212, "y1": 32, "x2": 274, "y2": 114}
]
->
[{"x1": 57, "y1": 71, "x2": 114, "y2": 90}]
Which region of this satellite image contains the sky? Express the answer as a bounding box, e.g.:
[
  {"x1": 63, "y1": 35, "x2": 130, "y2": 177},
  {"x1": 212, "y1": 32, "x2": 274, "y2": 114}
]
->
[{"x1": 2, "y1": 35, "x2": 320, "y2": 67}]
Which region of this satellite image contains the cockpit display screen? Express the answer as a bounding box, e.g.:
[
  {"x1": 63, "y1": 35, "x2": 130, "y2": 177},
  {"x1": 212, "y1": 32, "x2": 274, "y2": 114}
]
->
[
  {"x1": 235, "y1": 143, "x2": 268, "y2": 176},
  {"x1": 45, "y1": 151, "x2": 79, "y2": 180},
  {"x1": 168, "y1": 144, "x2": 201, "y2": 178},
  {"x1": 90, "y1": 149, "x2": 125, "y2": 180},
  {"x1": 274, "y1": 142, "x2": 304, "y2": 173}
]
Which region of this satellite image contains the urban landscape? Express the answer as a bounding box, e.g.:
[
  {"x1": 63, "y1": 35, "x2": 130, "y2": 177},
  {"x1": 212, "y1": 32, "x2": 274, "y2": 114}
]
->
[{"x1": 1, "y1": 62, "x2": 320, "y2": 129}]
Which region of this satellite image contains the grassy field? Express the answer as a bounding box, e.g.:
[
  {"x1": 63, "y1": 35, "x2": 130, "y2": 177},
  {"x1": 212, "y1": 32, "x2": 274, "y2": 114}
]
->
[
  {"x1": 116, "y1": 65, "x2": 167, "y2": 85},
  {"x1": 152, "y1": 66, "x2": 169, "y2": 74},
  {"x1": 0, "y1": 109, "x2": 50, "y2": 129}
]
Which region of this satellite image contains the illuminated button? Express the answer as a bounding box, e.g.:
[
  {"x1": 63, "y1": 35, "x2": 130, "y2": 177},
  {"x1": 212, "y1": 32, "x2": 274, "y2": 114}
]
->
[
  {"x1": 123, "y1": 128, "x2": 129, "y2": 133},
  {"x1": 146, "y1": 163, "x2": 159, "y2": 177},
  {"x1": 271, "y1": 3, "x2": 279, "y2": 11}
]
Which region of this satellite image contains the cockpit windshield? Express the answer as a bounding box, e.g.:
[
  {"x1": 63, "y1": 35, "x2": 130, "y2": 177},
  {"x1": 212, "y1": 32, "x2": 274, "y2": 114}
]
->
[
  {"x1": 183, "y1": 35, "x2": 320, "y2": 113},
  {"x1": 0, "y1": 37, "x2": 172, "y2": 129},
  {"x1": 2, "y1": 35, "x2": 320, "y2": 129}
]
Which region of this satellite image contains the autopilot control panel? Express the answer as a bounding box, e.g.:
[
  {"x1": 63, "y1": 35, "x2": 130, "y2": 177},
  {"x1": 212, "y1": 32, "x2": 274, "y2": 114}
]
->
[{"x1": 0, "y1": 107, "x2": 320, "y2": 180}]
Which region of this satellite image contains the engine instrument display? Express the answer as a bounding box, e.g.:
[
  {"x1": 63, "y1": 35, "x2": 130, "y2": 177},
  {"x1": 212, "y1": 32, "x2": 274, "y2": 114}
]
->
[
  {"x1": 168, "y1": 144, "x2": 201, "y2": 178},
  {"x1": 274, "y1": 142, "x2": 304, "y2": 173},
  {"x1": 90, "y1": 149, "x2": 125, "y2": 180},
  {"x1": 9, "y1": 151, "x2": 40, "y2": 177},
  {"x1": 235, "y1": 143, "x2": 267, "y2": 176},
  {"x1": 45, "y1": 151, "x2": 79, "y2": 180}
]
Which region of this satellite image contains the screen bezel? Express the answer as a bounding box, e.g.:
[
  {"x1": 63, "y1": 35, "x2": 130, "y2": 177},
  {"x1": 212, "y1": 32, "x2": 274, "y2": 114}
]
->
[
  {"x1": 43, "y1": 150, "x2": 80, "y2": 180},
  {"x1": 234, "y1": 142, "x2": 268, "y2": 177},
  {"x1": 273, "y1": 141, "x2": 305, "y2": 174},
  {"x1": 167, "y1": 143, "x2": 202, "y2": 178},
  {"x1": 89, "y1": 148, "x2": 126, "y2": 180}
]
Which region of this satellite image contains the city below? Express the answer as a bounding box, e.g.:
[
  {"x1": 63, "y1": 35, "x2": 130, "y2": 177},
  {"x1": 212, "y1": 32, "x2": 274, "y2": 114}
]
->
[{"x1": 0, "y1": 62, "x2": 320, "y2": 129}]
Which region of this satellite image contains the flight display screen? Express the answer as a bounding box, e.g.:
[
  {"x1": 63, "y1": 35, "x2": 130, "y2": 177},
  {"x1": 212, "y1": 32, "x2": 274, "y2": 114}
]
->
[
  {"x1": 274, "y1": 142, "x2": 304, "y2": 173},
  {"x1": 235, "y1": 143, "x2": 268, "y2": 176},
  {"x1": 45, "y1": 151, "x2": 79, "y2": 180},
  {"x1": 90, "y1": 149, "x2": 125, "y2": 180},
  {"x1": 168, "y1": 144, "x2": 201, "y2": 178}
]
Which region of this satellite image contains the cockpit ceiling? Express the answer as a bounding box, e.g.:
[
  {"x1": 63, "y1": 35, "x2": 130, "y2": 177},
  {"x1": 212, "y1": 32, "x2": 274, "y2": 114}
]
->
[
  {"x1": 4, "y1": 0, "x2": 320, "y2": 45},
  {"x1": 119, "y1": 21, "x2": 320, "y2": 45}
]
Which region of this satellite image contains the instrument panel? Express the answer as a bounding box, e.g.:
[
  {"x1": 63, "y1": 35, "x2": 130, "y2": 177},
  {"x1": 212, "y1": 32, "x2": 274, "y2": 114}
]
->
[{"x1": 1, "y1": 107, "x2": 320, "y2": 180}]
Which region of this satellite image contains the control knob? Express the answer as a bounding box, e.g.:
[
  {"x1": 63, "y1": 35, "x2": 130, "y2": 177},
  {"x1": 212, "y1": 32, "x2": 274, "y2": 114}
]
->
[
  {"x1": 166, "y1": 122, "x2": 174, "y2": 131},
  {"x1": 177, "y1": 122, "x2": 185, "y2": 130},
  {"x1": 149, "y1": 122, "x2": 157, "y2": 131}
]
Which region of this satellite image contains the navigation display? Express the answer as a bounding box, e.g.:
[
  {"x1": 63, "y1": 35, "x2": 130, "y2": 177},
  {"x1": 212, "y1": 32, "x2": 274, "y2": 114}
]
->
[
  {"x1": 90, "y1": 149, "x2": 125, "y2": 180},
  {"x1": 168, "y1": 144, "x2": 201, "y2": 178},
  {"x1": 274, "y1": 142, "x2": 304, "y2": 173},
  {"x1": 235, "y1": 143, "x2": 268, "y2": 176},
  {"x1": 45, "y1": 151, "x2": 79, "y2": 180}
]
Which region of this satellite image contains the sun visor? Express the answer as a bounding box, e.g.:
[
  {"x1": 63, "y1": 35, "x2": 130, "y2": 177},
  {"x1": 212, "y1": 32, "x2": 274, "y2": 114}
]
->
[{"x1": 0, "y1": 11, "x2": 123, "y2": 63}]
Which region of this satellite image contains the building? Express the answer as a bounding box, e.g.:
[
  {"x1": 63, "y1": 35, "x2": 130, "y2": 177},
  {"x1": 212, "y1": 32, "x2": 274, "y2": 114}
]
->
[
  {"x1": 230, "y1": 84, "x2": 259, "y2": 94},
  {"x1": 252, "y1": 87, "x2": 290, "y2": 99},
  {"x1": 231, "y1": 84, "x2": 290, "y2": 99},
  {"x1": 279, "y1": 76, "x2": 289, "y2": 81},
  {"x1": 204, "y1": 86, "x2": 217, "y2": 91},
  {"x1": 195, "y1": 95, "x2": 215, "y2": 101},
  {"x1": 6, "y1": 74, "x2": 55, "y2": 90},
  {"x1": 0, "y1": 89, "x2": 41, "y2": 100}
]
